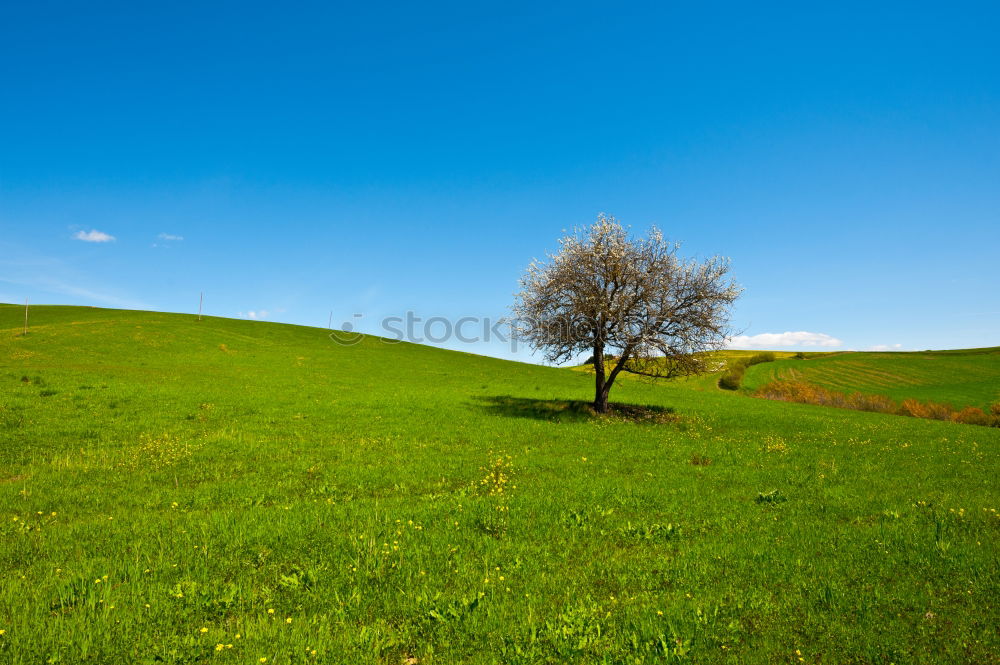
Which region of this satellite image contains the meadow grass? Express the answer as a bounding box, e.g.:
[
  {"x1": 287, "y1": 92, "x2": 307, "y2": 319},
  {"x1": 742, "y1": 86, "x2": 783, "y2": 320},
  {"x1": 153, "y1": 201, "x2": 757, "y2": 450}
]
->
[{"x1": 1, "y1": 305, "x2": 999, "y2": 664}]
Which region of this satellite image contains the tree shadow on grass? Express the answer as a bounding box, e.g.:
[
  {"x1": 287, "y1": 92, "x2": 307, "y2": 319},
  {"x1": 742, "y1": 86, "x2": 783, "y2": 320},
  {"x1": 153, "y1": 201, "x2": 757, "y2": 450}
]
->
[{"x1": 472, "y1": 395, "x2": 681, "y2": 424}]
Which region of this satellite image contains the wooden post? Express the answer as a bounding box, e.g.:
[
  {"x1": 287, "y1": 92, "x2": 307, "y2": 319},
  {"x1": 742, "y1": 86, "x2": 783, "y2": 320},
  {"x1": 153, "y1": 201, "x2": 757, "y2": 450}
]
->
[
  {"x1": 328, "y1": 310, "x2": 333, "y2": 329},
  {"x1": 23, "y1": 297, "x2": 28, "y2": 336},
  {"x1": 198, "y1": 292, "x2": 203, "y2": 321}
]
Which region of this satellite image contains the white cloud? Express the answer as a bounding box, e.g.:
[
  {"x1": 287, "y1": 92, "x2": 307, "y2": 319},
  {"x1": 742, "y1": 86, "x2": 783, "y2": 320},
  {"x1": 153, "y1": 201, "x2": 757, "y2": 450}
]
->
[
  {"x1": 727, "y1": 331, "x2": 843, "y2": 349},
  {"x1": 73, "y1": 229, "x2": 115, "y2": 243},
  {"x1": 239, "y1": 310, "x2": 269, "y2": 319},
  {"x1": 157, "y1": 233, "x2": 183, "y2": 241},
  {"x1": 866, "y1": 343, "x2": 903, "y2": 351}
]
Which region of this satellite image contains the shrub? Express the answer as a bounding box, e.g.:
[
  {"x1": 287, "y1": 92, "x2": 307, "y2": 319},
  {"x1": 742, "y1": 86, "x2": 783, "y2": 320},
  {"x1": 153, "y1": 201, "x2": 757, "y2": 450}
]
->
[
  {"x1": 898, "y1": 399, "x2": 929, "y2": 419},
  {"x1": 990, "y1": 403, "x2": 1000, "y2": 416},
  {"x1": 718, "y1": 366, "x2": 744, "y2": 390},
  {"x1": 924, "y1": 401, "x2": 955, "y2": 421},
  {"x1": 847, "y1": 392, "x2": 897, "y2": 414},
  {"x1": 951, "y1": 407, "x2": 993, "y2": 427},
  {"x1": 746, "y1": 352, "x2": 776, "y2": 366},
  {"x1": 898, "y1": 399, "x2": 953, "y2": 420},
  {"x1": 718, "y1": 352, "x2": 776, "y2": 390}
]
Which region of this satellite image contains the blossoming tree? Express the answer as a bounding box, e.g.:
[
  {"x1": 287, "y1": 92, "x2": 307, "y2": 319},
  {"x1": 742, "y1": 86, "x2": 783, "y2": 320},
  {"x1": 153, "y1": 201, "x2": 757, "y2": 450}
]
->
[{"x1": 513, "y1": 214, "x2": 741, "y2": 413}]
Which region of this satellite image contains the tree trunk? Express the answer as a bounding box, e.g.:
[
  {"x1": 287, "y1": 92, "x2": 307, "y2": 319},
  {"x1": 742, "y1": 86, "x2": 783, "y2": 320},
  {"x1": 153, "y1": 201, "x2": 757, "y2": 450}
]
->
[
  {"x1": 594, "y1": 346, "x2": 635, "y2": 414},
  {"x1": 592, "y1": 343, "x2": 609, "y2": 413},
  {"x1": 594, "y1": 388, "x2": 609, "y2": 413}
]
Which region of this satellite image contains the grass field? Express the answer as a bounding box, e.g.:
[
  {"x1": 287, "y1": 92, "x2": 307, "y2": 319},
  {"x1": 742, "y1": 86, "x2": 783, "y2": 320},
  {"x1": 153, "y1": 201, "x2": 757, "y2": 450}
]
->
[
  {"x1": 742, "y1": 349, "x2": 1000, "y2": 410},
  {"x1": 1, "y1": 305, "x2": 999, "y2": 664}
]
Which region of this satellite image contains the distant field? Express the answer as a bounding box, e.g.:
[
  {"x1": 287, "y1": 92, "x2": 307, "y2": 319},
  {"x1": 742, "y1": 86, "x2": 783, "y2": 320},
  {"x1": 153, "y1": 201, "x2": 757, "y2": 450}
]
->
[
  {"x1": 1, "y1": 306, "x2": 998, "y2": 664},
  {"x1": 706, "y1": 350, "x2": 805, "y2": 362},
  {"x1": 742, "y1": 348, "x2": 1000, "y2": 410},
  {"x1": 573, "y1": 350, "x2": 810, "y2": 387}
]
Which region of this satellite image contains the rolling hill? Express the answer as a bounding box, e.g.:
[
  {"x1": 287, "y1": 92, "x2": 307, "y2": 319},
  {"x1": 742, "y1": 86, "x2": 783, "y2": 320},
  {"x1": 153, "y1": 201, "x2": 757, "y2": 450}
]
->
[
  {"x1": 1, "y1": 305, "x2": 998, "y2": 664},
  {"x1": 742, "y1": 348, "x2": 1000, "y2": 410}
]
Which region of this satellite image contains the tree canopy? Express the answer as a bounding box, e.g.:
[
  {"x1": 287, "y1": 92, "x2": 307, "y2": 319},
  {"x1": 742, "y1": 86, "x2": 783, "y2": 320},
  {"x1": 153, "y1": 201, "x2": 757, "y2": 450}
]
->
[{"x1": 513, "y1": 214, "x2": 741, "y2": 412}]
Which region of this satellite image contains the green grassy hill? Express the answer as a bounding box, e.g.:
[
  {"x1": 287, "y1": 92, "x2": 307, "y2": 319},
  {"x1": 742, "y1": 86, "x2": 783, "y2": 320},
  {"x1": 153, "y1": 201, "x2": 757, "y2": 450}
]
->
[
  {"x1": 2, "y1": 306, "x2": 999, "y2": 664},
  {"x1": 742, "y1": 348, "x2": 1000, "y2": 410}
]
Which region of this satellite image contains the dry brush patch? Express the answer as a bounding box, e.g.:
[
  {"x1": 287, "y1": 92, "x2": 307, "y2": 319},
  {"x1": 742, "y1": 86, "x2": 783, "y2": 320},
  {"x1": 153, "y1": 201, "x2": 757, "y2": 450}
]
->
[{"x1": 754, "y1": 378, "x2": 1000, "y2": 428}]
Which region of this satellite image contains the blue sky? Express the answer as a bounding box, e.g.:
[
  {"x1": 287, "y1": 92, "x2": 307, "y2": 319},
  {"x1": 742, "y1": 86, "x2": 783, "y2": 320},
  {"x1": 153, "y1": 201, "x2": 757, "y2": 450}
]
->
[{"x1": 2, "y1": 1, "x2": 998, "y2": 361}]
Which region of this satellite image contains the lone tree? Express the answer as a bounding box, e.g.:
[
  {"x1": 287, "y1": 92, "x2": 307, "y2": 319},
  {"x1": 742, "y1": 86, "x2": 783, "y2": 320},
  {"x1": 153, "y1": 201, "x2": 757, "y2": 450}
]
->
[{"x1": 513, "y1": 214, "x2": 741, "y2": 413}]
